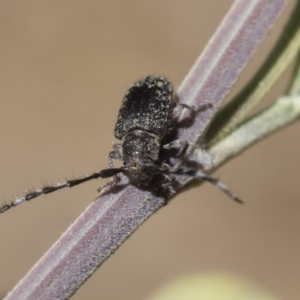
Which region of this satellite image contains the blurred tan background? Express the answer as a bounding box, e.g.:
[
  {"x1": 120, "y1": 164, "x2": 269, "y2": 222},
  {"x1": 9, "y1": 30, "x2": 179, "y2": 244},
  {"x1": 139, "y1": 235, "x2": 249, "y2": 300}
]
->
[{"x1": 0, "y1": 1, "x2": 299, "y2": 299}]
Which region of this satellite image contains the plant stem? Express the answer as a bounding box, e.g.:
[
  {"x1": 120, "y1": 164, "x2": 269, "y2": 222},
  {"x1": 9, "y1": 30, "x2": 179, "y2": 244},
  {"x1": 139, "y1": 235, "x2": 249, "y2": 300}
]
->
[
  {"x1": 205, "y1": 0, "x2": 300, "y2": 146},
  {"x1": 209, "y1": 95, "x2": 300, "y2": 168}
]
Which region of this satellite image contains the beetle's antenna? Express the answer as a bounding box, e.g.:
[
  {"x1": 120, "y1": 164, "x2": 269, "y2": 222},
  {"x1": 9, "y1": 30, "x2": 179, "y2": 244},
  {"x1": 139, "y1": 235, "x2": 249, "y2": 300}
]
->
[
  {"x1": 159, "y1": 165, "x2": 243, "y2": 204},
  {"x1": 192, "y1": 170, "x2": 243, "y2": 204},
  {"x1": 0, "y1": 168, "x2": 123, "y2": 214}
]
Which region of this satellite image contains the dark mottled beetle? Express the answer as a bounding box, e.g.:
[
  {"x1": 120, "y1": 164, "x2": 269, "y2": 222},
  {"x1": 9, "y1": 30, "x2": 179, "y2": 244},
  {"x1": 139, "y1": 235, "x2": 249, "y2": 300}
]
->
[
  {"x1": 105, "y1": 75, "x2": 176, "y2": 187},
  {"x1": 0, "y1": 75, "x2": 241, "y2": 214}
]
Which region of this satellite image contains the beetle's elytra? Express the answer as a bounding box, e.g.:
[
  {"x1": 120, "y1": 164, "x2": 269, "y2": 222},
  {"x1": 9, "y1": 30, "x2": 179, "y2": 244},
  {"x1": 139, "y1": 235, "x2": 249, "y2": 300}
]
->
[{"x1": 115, "y1": 75, "x2": 173, "y2": 138}]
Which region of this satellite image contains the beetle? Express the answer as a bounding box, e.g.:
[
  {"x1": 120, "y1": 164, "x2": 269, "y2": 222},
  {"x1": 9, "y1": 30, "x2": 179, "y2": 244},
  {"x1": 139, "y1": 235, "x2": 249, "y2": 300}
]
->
[
  {"x1": 102, "y1": 75, "x2": 180, "y2": 189},
  {"x1": 0, "y1": 75, "x2": 241, "y2": 214}
]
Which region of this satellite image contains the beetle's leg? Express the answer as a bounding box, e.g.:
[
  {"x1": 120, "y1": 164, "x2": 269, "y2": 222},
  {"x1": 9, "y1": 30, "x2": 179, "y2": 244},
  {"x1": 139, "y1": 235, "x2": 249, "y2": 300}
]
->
[
  {"x1": 163, "y1": 139, "x2": 188, "y2": 157},
  {"x1": 112, "y1": 143, "x2": 122, "y2": 159},
  {"x1": 97, "y1": 145, "x2": 122, "y2": 193},
  {"x1": 165, "y1": 103, "x2": 212, "y2": 158},
  {"x1": 172, "y1": 103, "x2": 212, "y2": 126},
  {"x1": 161, "y1": 174, "x2": 174, "y2": 205},
  {"x1": 154, "y1": 163, "x2": 175, "y2": 205}
]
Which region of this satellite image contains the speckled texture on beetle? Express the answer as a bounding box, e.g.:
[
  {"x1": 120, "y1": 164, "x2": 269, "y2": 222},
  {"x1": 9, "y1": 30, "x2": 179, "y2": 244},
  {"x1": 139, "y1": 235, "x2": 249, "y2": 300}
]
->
[{"x1": 109, "y1": 75, "x2": 176, "y2": 188}]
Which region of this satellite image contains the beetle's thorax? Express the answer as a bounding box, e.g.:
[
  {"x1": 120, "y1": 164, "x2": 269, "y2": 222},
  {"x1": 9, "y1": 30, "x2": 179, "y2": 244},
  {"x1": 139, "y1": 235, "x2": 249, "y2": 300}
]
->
[{"x1": 121, "y1": 129, "x2": 160, "y2": 186}]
